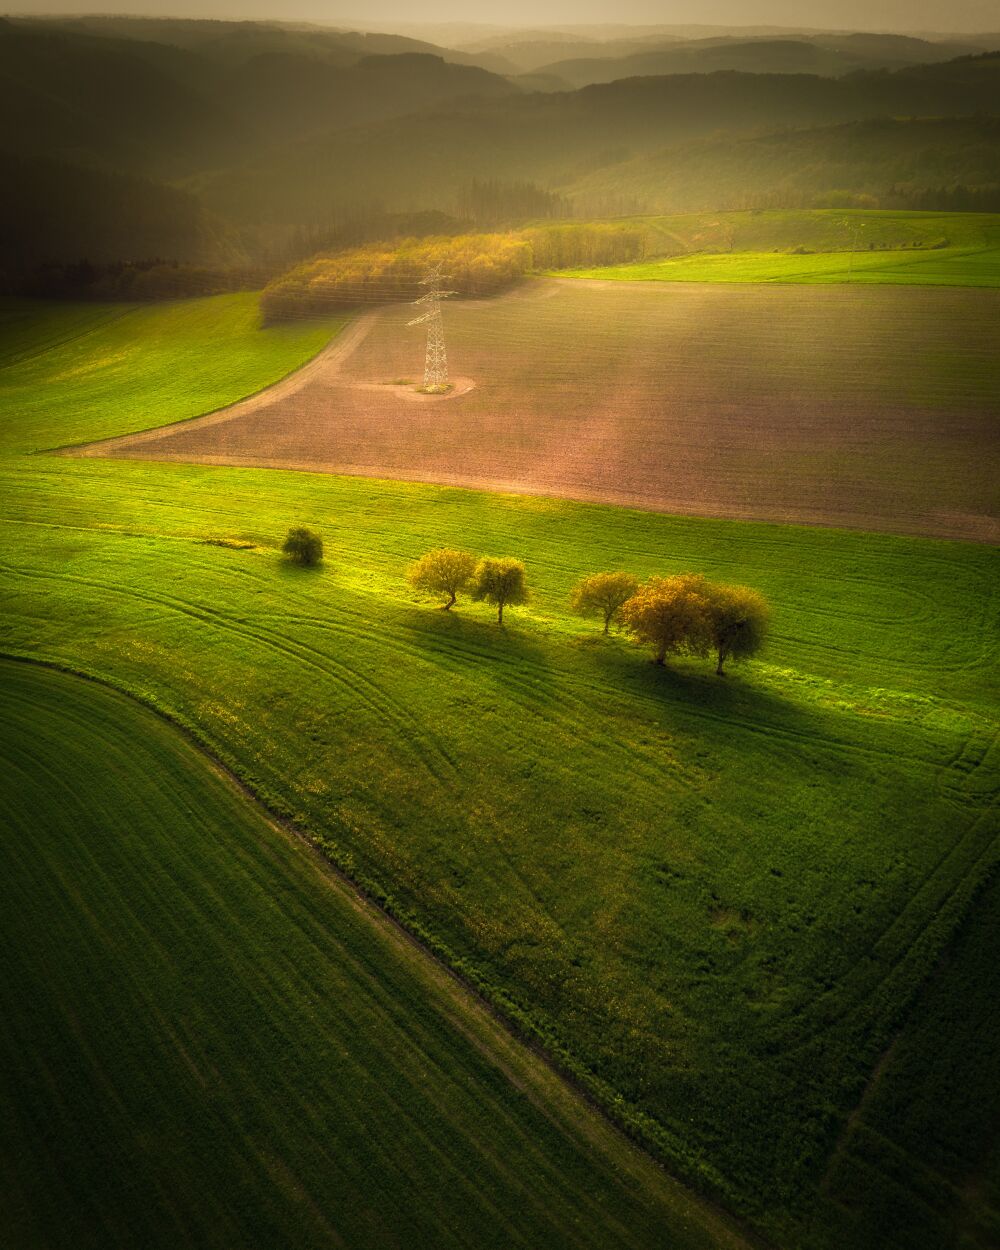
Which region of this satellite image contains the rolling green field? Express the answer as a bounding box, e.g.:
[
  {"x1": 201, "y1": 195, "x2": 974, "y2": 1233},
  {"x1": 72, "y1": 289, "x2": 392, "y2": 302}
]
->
[
  {"x1": 825, "y1": 868, "x2": 1000, "y2": 1250},
  {"x1": 0, "y1": 295, "x2": 346, "y2": 455},
  {"x1": 552, "y1": 210, "x2": 1000, "y2": 287},
  {"x1": 2, "y1": 294, "x2": 998, "y2": 1249},
  {"x1": 1, "y1": 659, "x2": 747, "y2": 1250}
]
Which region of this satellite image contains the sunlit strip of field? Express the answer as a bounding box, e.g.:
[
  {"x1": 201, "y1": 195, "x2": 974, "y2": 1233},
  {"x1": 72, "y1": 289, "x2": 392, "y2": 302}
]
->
[
  {"x1": 550, "y1": 245, "x2": 1000, "y2": 286},
  {"x1": 0, "y1": 293, "x2": 346, "y2": 455}
]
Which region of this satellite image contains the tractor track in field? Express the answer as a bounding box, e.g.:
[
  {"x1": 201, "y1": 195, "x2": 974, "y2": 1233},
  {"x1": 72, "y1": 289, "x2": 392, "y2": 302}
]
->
[
  {"x1": 0, "y1": 651, "x2": 765, "y2": 1250},
  {"x1": 781, "y1": 802, "x2": 1000, "y2": 1059},
  {"x1": 0, "y1": 559, "x2": 461, "y2": 786}
]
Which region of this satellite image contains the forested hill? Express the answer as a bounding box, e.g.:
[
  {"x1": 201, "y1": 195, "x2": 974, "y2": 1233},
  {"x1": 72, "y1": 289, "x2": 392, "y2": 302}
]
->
[
  {"x1": 570, "y1": 116, "x2": 1000, "y2": 216},
  {"x1": 196, "y1": 54, "x2": 1000, "y2": 224},
  {"x1": 0, "y1": 19, "x2": 519, "y2": 178},
  {"x1": 4, "y1": 14, "x2": 1000, "y2": 275},
  {"x1": 0, "y1": 152, "x2": 234, "y2": 273},
  {"x1": 459, "y1": 27, "x2": 995, "y2": 77},
  {"x1": 529, "y1": 32, "x2": 989, "y2": 89},
  {"x1": 37, "y1": 15, "x2": 522, "y2": 75}
]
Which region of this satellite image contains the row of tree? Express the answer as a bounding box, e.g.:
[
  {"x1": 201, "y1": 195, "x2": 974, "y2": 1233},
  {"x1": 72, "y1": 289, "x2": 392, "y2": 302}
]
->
[
  {"x1": 259, "y1": 223, "x2": 646, "y2": 322},
  {"x1": 409, "y1": 549, "x2": 528, "y2": 627},
  {"x1": 407, "y1": 550, "x2": 769, "y2": 675},
  {"x1": 15, "y1": 259, "x2": 267, "y2": 302}
]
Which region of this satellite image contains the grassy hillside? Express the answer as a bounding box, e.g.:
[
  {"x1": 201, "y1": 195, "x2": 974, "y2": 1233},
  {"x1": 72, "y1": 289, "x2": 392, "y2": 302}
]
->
[
  {"x1": 624, "y1": 208, "x2": 1000, "y2": 253},
  {"x1": 0, "y1": 294, "x2": 345, "y2": 454},
  {"x1": 1, "y1": 295, "x2": 998, "y2": 1248},
  {"x1": 562, "y1": 247, "x2": 1000, "y2": 285},
  {"x1": 1, "y1": 660, "x2": 746, "y2": 1250},
  {"x1": 551, "y1": 209, "x2": 1000, "y2": 286}
]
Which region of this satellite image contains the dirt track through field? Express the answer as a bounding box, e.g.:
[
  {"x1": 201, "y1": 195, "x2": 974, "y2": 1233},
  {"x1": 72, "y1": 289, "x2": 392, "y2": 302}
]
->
[{"x1": 74, "y1": 279, "x2": 1000, "y2": 541}]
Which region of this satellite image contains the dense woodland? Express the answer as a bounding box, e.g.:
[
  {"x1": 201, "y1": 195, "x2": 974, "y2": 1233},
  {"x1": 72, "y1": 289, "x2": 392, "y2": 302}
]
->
[
  {"x1": 2, "y1": 15, "x2": 998, "y2": 293},
  {"x1": 259, "y1": 224, "x2": 644, "y2": 321}
]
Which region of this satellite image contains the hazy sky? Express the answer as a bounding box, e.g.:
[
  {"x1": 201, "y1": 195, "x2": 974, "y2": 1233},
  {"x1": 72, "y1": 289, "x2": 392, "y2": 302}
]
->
[{"x1": 10, "y1": 0, "x2": 1000, "y2": 32}]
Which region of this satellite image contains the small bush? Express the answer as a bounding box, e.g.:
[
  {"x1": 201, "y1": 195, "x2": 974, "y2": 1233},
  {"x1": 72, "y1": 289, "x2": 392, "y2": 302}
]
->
[{"x1": 282, "y1": 527, "x2": 323, "y2": 567}]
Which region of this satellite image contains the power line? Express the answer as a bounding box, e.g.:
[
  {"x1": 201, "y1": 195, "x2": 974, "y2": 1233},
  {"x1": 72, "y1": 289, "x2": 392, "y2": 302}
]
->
[{"x1": 407, "y1": 264, "x2": 457, "y2": 393}]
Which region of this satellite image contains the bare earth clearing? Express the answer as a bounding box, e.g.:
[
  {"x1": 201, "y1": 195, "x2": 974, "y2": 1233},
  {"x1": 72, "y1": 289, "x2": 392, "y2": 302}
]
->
[{"x1": 77, "y1": 280, "x2": 1000, "y2": 541}]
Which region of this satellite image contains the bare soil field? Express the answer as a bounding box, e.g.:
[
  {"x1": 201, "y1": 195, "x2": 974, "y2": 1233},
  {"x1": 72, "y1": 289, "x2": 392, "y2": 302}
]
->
[{"x1": 78, "y1": 279, "x2": 1000, "y2": 541}]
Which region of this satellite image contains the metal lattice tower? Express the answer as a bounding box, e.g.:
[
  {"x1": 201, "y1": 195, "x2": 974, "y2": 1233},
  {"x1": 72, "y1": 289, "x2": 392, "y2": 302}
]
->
[{"x1": 408, "y1": 265, "x2": 457, "y2": 392}]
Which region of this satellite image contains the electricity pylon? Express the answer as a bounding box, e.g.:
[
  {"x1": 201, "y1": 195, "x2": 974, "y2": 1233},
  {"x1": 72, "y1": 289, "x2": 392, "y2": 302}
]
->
[{"x1": 408, "y1": 265, "x2": 457, "y2": 393}]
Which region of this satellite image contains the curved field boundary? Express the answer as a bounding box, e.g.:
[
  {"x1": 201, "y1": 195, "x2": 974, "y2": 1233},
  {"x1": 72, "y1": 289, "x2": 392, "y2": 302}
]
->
[
  {"x1": 65, "y1": 280, "x2": 1000, "y2": 544},
  {"x1": 0, "y1": 653, "x2": 762, "y2": 1250},
  {"x1": 61, "y1": 311, "x2": 376, "y2": 458}
]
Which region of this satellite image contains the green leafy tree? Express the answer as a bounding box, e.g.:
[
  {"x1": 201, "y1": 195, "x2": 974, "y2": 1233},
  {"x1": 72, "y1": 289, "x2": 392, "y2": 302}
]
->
[
  {"x1": 620, "y1": 574, "x2": 712, "y2": 665},
  {"x1": 408, "y1": 547, "x2": 477, "y2": 610},
  {"x1": 282, "y1": 526, "x2": 323, "y2": 567},
  {"x1": 471, "y1": 557, "x2": 528, "y2": 626},
  {"x1": 569, "y1": 571, "x2": 639, "y2": 634},
  {"x1": 706, "y1": 583, "x2": 770, "y2": 675}
]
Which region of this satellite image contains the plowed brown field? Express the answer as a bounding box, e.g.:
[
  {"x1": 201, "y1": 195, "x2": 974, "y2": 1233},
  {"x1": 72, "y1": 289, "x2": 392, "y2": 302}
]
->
[{"x1": 78, "y1": 279, "x2": 1000, "y2": 541}]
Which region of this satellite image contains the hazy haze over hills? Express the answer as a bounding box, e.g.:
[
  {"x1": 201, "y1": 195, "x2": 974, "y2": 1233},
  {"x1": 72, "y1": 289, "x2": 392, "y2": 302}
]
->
[
  {"x1": 3, "y1": 9, "x2": 999, "y2": 278},
  {"x1": 9, "y1": 1, "x2": 1000, "y2": 35}
]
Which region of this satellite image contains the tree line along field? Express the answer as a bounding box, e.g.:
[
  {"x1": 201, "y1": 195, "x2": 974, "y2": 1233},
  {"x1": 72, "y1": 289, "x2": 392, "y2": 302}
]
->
[
  {"x1": 1, "y1": 659, "x2": 751, "y2": 1250},
  {"x1": 81, "y1": 279, "x2": 1000, "y2": 543},
  {"x1": 1, "y1": 295, "x2": 998, "y2": 1248}
]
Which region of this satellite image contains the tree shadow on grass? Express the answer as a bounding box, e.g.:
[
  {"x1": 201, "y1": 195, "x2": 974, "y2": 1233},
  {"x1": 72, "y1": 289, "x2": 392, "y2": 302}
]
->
[
  {"x1": 399, "y1": 604, "x2": 554, "y2": 677},
  {"x1": 401, "y1": 609, "x2": 910, "y2": 771},
  {"x1": 275, "y1": 557, "x2": 328, "y2": 582},
  {"x1": 576, "y1": 632, "x2": 884, "y2": 763}
]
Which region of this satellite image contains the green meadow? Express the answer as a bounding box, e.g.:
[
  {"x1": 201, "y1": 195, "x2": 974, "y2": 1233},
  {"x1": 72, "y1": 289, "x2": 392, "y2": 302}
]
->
[
  {"x1": 1, "y1": 294, "x2": 998, "y2": 1249},
  {"x1": 2, "y1": 660, "x2": 745, "y2": 1250},
  {"x1": 0, "y1": 295, "x2": 345, "y2": 455},
  {"x1": 552, "y1": 209, "x2": 1000, "y2": 287}
]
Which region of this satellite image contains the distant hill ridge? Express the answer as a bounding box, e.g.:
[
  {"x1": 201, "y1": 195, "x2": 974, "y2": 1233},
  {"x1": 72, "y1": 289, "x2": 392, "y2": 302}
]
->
[
  {"x1": 193, "y1": 55, "x2": 1000, "y2": 225},
  {"x1": 530, "y1": 31, "x2": 990, "y2": 89},
  {"x1": 3, "y1": 16, "x2": 999, "y2": 269}
]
